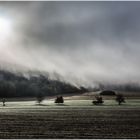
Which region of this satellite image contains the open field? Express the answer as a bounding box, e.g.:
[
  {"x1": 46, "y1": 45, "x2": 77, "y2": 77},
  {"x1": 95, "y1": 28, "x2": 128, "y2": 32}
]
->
[{"x1": 0, "y1": 99, "x2": 140, "y2": 138}]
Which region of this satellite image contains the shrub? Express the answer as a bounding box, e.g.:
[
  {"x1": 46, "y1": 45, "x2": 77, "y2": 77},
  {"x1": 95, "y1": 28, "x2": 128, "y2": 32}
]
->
[
  {"x1": 92, "y1": 96, "x2": 104, "y2": 105},
  {"x1": 55, "y1": 96, "x2": 64, "y2": 104}
]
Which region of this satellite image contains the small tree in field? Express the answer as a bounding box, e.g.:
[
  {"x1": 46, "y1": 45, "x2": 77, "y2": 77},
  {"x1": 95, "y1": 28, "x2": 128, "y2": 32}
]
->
[
  {"x1": 36, "y1": 93, "x2": 45, "y2": 105},
  {"x1": 2, "y1": 98, "x2": 6, "y2": 106},
  {"x1": 115, "y1": 94, "x2": 125, "y2": 105},
  {"x1": 92, "y1": 96, "x2": 104, "y2": 105},
  {"x1": 55, "y1": 96, "x2": 64, "y2": 104}
]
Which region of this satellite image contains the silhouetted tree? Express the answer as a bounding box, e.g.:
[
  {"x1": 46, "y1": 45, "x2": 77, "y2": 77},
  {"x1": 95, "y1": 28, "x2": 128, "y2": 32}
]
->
[
  {"x1": 55, "y1": 96, "x2": 64, "y2": 104},
  {"x1": 2, "y1": 98, "x2": 6, "y2": 106},
  {"x1": 115, "y1": 94, "x2": 125, "y2": 105},
  {"x1": 92, "y1": 96, "x2": 104, "y2": 105},
  {"x1": 36, "y1": 93, "x2": 45, "y2": 104}
]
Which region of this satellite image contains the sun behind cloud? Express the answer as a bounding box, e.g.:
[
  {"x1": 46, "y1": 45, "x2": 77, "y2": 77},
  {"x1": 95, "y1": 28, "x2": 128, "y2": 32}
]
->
[{"x1": 0, "y1": 16, "x2": 13, "y2": 41}]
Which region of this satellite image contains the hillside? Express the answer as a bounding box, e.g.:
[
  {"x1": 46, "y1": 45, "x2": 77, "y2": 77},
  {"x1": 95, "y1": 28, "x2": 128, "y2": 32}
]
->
[{"x1": 0, "y1": 70, "x2": 87, "y2": 98}]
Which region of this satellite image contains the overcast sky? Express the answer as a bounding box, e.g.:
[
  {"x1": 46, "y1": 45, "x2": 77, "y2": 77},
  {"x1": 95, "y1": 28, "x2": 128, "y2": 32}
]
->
[{"x1": 0, "y1": 1, "x2": 140, "y2": 87}]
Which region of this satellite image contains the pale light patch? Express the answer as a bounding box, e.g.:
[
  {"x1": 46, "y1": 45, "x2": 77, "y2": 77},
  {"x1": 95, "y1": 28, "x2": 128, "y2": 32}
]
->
[{"x1": 0, "y1": 17, "x2": 13, "y2": 42}]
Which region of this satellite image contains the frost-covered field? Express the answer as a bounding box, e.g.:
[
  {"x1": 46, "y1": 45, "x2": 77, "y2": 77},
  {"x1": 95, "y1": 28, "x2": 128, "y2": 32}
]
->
[
  {"x1": 0, "y1": 99, "x2": 140, "y2": 109},
  {"x1": 0, "y1": 99, "x2": 140, "y2": 138}
]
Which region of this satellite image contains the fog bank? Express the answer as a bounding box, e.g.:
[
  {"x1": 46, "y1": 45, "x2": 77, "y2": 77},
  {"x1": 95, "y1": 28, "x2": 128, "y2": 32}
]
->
[{"x1": 0, "y1": 2, "x2": 140, "y2": 87}]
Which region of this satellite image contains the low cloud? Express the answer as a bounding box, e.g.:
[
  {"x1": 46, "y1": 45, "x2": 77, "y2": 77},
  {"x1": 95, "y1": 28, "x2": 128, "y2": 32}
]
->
[{"x1": 0, "y1": 2, "x2": 140, "y2": 87}]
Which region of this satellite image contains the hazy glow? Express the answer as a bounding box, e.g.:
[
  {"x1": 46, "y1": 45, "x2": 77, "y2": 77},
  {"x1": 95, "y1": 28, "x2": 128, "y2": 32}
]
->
[{"x1": 0, "y1": 17, "x2": 12, "y2": 41}]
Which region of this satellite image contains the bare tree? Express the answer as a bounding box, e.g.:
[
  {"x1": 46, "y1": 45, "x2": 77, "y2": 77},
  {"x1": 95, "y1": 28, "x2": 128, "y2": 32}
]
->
[
  {"x1": 36, "y1": 93, "x2": 45, "y2": 105},
  {"x1": 2, "y1": 98, "x2": 6, "y2": 106},
  {"x1": 115, "y1": 94, "x2": 125, "y2": 105}
]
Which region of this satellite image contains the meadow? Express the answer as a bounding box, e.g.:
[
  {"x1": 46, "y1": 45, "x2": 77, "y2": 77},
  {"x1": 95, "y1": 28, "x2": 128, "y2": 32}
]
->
[{"x1": 0, "y1": 98, "x2": 140, "y2": 139}]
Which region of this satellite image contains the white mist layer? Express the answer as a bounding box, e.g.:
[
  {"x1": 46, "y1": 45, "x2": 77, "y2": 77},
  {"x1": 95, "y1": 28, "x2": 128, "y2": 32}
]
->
[
  {"x1": 0, "y1": 36, "x2": 140, "y2": 88},
  {"x1": 0, "y1": 2, "x2": 140, "y2": 88}
]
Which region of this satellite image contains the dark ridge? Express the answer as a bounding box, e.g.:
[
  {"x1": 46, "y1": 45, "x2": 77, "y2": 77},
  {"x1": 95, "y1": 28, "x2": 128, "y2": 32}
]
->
[{"x1": 0, "y1": 70, "x2": 87, "y2": 98}]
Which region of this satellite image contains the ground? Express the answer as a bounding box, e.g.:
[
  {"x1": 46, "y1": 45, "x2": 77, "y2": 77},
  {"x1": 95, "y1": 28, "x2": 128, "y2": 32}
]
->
[{"x1": 0, "y1": 95, "x2": 140, "y2": 138}]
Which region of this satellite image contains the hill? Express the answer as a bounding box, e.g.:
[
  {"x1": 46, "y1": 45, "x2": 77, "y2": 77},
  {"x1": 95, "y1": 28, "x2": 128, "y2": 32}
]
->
[{"x1": 0, "y1": 70, "x2": 87, "y2": 98}]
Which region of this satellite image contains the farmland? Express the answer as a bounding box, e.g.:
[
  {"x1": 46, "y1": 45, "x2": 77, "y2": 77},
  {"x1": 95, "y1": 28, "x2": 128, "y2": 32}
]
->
[{"x1": 0, "y1": 98, "x2": 140, "y2": 139}]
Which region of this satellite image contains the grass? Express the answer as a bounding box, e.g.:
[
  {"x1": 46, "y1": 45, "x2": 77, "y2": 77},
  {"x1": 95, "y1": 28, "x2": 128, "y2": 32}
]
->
[
  {"x1": 0, "y1": 99, "x2": 140, "y2": 109},
  {"x1": 0, "y1": 99, "x2": 140, "y2": 138}
]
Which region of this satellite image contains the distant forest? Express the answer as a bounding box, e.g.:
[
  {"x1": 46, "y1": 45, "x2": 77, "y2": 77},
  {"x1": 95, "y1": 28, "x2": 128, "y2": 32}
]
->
[
  {"x1": 0, "y1": 70, "x2": 140, "y2": 98},
  {"x1": 0, "y1": 70, "x2": 87, "y2": 98}
]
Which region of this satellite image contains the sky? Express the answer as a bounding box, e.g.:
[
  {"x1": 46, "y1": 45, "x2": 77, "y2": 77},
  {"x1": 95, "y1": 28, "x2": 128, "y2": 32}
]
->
[{"x1": 0, "y1": 1, "x2": 140, "y2": 87}]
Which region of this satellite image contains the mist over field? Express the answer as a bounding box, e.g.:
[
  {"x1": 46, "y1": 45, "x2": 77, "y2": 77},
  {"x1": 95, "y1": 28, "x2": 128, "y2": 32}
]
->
[{"x1": 0, "y1": 2, "x2": 140, "y2": 87}]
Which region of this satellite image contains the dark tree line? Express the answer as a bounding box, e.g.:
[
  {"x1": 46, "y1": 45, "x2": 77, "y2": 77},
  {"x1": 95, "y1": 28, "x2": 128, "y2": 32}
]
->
[
  {"x1": 98, "y1": 83, "x2": 140, "y2": 92},
  {"x1": 0, "y1": 70, "x2": 87, "y2": 98}
]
